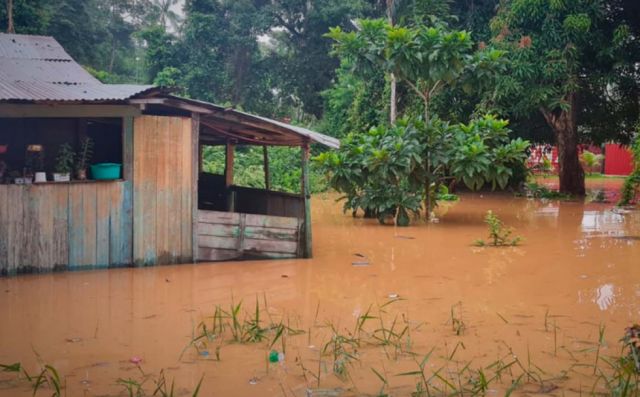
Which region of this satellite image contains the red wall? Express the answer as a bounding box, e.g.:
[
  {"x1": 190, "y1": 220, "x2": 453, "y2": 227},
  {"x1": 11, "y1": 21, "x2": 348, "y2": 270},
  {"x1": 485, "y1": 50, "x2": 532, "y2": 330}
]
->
[{"x1": 604, "y1": 144, "x2": 633, "y2": 176}]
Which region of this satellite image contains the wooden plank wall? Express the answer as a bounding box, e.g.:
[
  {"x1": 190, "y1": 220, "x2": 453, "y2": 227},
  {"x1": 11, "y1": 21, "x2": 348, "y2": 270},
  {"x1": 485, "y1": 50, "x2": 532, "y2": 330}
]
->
[
  {"x1": 133, "y1": 116, "x2": 193, "y2": 266},
  {"x1": 232, "y1": 186, "x2": 304, "y2": 218},
  {"x1": 0, "y1": 182, "x2": 130, "y2": 275},
  {"x1": 197, "y1": 210, "x2": 302, "y2": 262}
]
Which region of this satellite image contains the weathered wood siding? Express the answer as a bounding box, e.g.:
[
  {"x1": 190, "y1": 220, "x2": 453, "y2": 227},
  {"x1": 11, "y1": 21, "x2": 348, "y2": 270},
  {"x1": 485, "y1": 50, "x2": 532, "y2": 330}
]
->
[
  {"x1": 197, "y1": 210, "x2": 302, "y2": 262},
  {"x1": 133, "y1": 115, "x2": 193, "y2": 266},
  {"x1": 0, "y1": 182, "x2": 132, "y2": 275}
]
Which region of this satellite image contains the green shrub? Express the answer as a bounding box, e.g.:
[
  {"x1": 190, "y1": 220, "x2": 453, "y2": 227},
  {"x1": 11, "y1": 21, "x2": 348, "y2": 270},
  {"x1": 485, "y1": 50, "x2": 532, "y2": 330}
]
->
[{"x1": 619, "y1": 136, "x2": 640, "y2": 206}]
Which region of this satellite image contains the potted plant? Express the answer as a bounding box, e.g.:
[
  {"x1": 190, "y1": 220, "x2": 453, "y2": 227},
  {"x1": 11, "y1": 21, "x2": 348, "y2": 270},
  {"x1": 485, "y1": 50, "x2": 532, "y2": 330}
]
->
[
  {"x1": 26, "y1": 145, "x2": 46, "y2": 183},
  {"x1": 75, "y1": 137, "x2": 93, "y2": 180},
  {"x1": 9, "y1": 170, "x2": 23, "y2": 184},
  {"x1": 54, "y1": 143, "x2": 74, "y2": 182}
]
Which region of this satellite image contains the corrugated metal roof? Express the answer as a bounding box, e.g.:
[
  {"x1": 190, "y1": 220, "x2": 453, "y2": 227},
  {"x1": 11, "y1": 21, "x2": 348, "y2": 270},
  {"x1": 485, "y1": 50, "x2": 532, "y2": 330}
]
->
[
  {"x1": 0, "y1": 34, "x2": 72, "y2": 61},
  {"x1": 0, "y1": 33, "x2": 155, "y2": 102},
  {"x1": 0, "y1": 80, "x2": 157, "y2": 102},
  {"x1": 166, "y1": 95, "x2": 340, "y2": 149},
  {"x1": 0, "y1": 33, "x2": 340, "y2": 149}
]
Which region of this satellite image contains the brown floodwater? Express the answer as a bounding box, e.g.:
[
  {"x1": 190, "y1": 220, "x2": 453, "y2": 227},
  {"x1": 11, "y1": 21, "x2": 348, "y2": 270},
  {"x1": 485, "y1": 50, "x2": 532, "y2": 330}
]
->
[{"x1": 1, "y1": 179, "x2": 638, "y2": 396}]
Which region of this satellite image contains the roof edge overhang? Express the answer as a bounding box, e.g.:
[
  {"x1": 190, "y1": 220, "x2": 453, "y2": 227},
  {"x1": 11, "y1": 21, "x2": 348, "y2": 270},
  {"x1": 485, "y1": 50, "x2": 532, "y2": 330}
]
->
[{"x1": 129, "y1": 95, "x2": 340, "y2": 149}]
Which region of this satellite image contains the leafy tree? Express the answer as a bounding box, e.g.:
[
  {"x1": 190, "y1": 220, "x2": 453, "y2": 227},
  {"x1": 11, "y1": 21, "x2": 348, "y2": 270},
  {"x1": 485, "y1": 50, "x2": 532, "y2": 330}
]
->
[
  {"x1": 150, "y1": 0, "x2": 182, "y2": 31},
  {"x1": 316, "y1": 115, "x2": 529, "y2": 225},
  {"x1": 266, "y1": 0, "x2": 375, "y2": 118},
  {"x1": 487, "y1": 0, "x2": 640, "y2": 195},
  {"x1": 327, "y1": 19, "x2": 506, "y2": 214}
]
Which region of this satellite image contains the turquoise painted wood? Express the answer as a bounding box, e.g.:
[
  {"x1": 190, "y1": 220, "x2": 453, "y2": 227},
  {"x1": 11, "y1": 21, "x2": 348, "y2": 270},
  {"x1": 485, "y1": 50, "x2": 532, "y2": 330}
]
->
[{"x1": 0, "y1": 182, "x2": 131, "y2": 275}]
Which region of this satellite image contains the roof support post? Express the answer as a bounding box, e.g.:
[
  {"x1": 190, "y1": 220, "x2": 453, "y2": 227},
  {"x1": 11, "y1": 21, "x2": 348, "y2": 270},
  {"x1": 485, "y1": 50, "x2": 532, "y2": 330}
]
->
[
  {"x1": 191, "y1": 113, "x2": 200, "y2": 263},
  {"x1": 301, "y1": 143, "x2": 312, "y2": 258},
  {"x1": 263, "y1": 146, "x2": 270, "y2": 191},
  {"x1": 225, "y1": 141, "x2": 236, "y2": 212}
]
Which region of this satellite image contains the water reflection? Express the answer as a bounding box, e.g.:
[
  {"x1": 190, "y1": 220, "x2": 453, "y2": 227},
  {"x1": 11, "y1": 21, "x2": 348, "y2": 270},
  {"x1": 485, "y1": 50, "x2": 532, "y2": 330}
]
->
[
  {"x1": 581, "y1": 211, "x2": 626, "y2": 236},
  {"x1": 594, "y1": 283, "x2": 616, "y2": 311}
]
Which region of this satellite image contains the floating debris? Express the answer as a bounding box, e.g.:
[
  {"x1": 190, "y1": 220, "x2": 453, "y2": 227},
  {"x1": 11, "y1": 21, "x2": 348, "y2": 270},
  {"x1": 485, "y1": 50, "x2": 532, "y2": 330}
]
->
[
  {"x1": 306, "y1": 388, "x2": 344, "y2": 397},
  {"x1": 281, "y1": 274, "x2": 289, "y2": 278},
  {"x1": 129, "y1": 356, "x2": 143, "y2": 365},
  {"x1": 248, "y1": 377, "x2": 259, "y2": 385},
  {"x1": 352, "y1": 253, "x2": 370, "y2": 266},
  {"x1": 66, "y1": 337, "x2": 82, "y2": 343},
  {"x1": 395, "y1": 235, "x2": 415, "y2": 240},
  {"x1": 388, "y1": 293, "x2": 399, "y2": 299}
]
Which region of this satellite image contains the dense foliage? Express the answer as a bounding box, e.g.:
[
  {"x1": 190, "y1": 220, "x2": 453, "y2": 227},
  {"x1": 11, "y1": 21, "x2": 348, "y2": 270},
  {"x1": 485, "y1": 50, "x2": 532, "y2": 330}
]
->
[
  {"x1": 486, "y1": 0, "x2": 640, "y2": 195},
  {"x1": 3, "y1": 0, "x2": 639, "y2": 199},
  {"x1": 618, "y1": 135, "x2": 640, "y2": 206},
  {"x1": 316, "y1": 115, "x2": 529, "y2": 225}
]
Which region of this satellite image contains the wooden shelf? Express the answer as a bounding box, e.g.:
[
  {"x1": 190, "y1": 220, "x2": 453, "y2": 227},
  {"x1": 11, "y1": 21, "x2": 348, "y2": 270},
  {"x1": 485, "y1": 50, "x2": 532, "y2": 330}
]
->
[{"x1": 2, "y1": 179, "x2": 124, "y2": 186}]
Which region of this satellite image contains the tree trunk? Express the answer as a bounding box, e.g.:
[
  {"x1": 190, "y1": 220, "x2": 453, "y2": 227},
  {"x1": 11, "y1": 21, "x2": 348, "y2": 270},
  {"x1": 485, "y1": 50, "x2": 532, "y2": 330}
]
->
[
  {"x1": 7, "y1": 0, "x2": 15, "y2": 33},
  {"x1": 541, "y1": 95, "x2": 585, "y2": 196},
  {"x1": 389, "y1": 73, "x2": 397, "y2": 124},
  {"x1": 387, "y1": 1, "x2": 397, "y2": 125}
]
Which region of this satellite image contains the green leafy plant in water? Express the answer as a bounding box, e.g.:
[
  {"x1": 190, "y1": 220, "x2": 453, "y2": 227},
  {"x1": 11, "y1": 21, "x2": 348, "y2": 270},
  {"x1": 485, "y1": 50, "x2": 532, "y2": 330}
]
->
[
  {"x1": 316, "y1": 116, "x2": 529, "y2": 224},
  {"x1": 525, "y1": 182, "x2": 572, "y2": 200},
  {"x1": 592, "y1": 325, "x2": 640, "y2": 396},
  {"x1": 435, "y1": 185, "x2": 459, "y2": 202},
  {"x1": 619, "y1": 136, "x2": 640, "y2": 206},
  {"x1": 0, "y1": 361, "x2": 63, "y2": 397},
  {"x1": 474, "y1": 210, "x2": 522, "y2": 247}
]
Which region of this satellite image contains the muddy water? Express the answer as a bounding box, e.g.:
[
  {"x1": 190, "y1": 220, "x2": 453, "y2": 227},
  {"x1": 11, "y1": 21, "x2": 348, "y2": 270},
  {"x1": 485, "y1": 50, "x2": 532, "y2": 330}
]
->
[{"x1": 1, "y1": 181, "x2": 639, "y2": 396}]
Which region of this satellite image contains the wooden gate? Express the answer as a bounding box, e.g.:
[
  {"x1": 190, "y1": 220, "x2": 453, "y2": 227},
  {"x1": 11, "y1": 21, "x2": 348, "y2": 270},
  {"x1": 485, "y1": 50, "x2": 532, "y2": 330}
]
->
[{"x1": 197, "y1": 210, "x2": 303, "y2": 262}]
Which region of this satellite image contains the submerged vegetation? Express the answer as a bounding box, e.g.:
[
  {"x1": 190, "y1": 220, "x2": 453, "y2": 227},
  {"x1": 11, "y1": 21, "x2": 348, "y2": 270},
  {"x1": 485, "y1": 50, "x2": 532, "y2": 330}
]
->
[
  {"x1": 316, "y1": 116, "x2": 529, "y2": 226},
  {"x1": 524, "y1": 182, "x2": 572, "y2": 200},
  {"x1": 474, "y1": 210, "x2": 522, "y2": 247}
]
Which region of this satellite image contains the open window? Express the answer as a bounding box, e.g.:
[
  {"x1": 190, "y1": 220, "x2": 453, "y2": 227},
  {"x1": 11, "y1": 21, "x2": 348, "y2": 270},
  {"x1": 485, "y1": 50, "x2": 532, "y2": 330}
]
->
[{"x1": 0, "y1": 117, "x2": 123, "y2": 184}]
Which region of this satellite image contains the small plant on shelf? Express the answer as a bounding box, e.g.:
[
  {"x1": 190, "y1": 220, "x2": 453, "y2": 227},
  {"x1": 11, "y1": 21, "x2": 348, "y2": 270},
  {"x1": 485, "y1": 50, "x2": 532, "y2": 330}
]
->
[
  {"x1": 474, "y1": 210, "x2": 522, "y2": 247},
  {"x1": 26, "y1": 145, "x2": 46, "y2": 183},
  {"x1": 75, "y1": 137, "x2": 93, "y2": 180},
  {"x1": 54, "y1": 143, "x2": 74, "y2": 182}
]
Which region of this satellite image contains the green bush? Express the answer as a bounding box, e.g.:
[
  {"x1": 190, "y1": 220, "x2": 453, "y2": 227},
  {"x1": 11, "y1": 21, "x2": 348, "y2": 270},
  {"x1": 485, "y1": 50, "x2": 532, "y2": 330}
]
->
[
  {"x1": 201, "y1": 145, "x2": 328, "y2": 194},
  {"x1": 315, "y1": 115, "x2": 530, "y2": 225},
  {"x1": 619, "y1": 136, "x2": 640, "y2": 206}
]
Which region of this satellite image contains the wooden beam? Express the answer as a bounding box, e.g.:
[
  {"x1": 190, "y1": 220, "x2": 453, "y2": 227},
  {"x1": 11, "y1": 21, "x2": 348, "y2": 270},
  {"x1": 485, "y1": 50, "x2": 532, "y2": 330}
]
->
[
  {"x1": 301, "y1": 143, "x2": 312, "y2": 258},
  {"x1": 130, "y1": 98, "x2": 213, "y2": 114},
  {"x1": 0, "y1": 104, "x2": 141, "y2": 118},
  {"x1": 200, "y1": 120, "x2": 300, "y2": 146},
  {"x1": 225, "y1": 141, "x2": 235, "y2": 188},
  {"x1": 263, "y1": 146, "x2": 270, "y2": 191},
  {"x1": 121, "y1": 116, "x2": 135, "y2": 265},
  {"x1": 191, "y1": 113, "x2": 200, "y2": 263}
]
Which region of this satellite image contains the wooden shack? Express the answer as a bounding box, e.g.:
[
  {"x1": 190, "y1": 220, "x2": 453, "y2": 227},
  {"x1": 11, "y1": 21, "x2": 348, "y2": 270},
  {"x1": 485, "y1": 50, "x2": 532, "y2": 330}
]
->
[{"x1": 0, "y1": 33, "x2": 338, "y2": 275}]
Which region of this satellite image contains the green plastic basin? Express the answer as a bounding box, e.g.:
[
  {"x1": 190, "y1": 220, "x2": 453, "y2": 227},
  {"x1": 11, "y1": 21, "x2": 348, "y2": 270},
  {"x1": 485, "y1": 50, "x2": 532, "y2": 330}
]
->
[{"x1": 91, "y1": 163, "x2": 122, "y2": 180}]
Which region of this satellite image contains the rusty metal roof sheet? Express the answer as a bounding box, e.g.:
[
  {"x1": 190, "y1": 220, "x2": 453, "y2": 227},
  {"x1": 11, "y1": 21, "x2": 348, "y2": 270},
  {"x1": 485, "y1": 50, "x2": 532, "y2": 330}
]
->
[
  {"x1": 0, "y1": 33, "x2": 155, "y2": 102},
  {"x1": 163, "y1": 95, "x2": 340, "y2": 149}
]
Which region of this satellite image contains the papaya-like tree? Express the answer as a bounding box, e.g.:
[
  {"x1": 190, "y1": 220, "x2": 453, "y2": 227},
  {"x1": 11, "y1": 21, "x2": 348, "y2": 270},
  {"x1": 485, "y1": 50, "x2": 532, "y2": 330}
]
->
[{"x1": 326, "y1": 19, "x2": 505, "y2": 216}]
